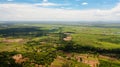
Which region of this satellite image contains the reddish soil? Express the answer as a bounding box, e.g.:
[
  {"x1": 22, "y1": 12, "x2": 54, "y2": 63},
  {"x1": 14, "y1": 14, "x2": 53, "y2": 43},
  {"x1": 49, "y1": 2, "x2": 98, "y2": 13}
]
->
[
  {"x1": 63, "y1": 36, "x2": 72, "y2": 41},
  {"x1": 76, "y1": 55, "x2": 99, "y2": 67},
  {"x1": 12, "y1": 54, "x2": 28, "y2": 64},
  {"x1": 2, "y1": 38, "x2": 24, "y2": 43}
]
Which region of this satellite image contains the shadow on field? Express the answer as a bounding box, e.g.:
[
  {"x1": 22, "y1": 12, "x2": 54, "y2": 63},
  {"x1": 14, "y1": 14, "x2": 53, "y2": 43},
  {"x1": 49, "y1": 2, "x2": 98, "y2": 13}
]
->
[{"x1": 0, "y1": 27, "x2": 49, "y2": 37}]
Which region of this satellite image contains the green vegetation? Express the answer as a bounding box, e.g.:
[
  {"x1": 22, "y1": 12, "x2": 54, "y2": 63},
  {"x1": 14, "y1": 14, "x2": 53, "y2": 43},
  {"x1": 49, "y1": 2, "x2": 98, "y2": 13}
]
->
[
  {"x1": 0, "y1": 23, "x2": 120, "y2": 67},
  {"x1": 99, "y1": 59, "x2": 120, "y2": 67}
]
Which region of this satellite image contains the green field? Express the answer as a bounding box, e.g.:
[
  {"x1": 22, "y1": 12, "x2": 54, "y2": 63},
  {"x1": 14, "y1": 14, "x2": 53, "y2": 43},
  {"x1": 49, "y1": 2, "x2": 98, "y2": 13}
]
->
[{"x1": 0, "y1": 22, "x2": 120, "y2": 67}]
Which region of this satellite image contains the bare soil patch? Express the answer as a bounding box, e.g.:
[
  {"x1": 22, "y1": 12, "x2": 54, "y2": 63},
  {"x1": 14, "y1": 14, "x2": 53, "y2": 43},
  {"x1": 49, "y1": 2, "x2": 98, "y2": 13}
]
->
[{"x1": 2, "y1": 38, "x2": 25, "y2": 43}]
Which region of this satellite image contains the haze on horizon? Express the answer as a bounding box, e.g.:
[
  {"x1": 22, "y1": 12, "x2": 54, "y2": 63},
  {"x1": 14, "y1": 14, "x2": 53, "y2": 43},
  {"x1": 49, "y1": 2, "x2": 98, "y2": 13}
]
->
[{"x1": 0, "y1": 0, "x2": 120, "y2": 22}]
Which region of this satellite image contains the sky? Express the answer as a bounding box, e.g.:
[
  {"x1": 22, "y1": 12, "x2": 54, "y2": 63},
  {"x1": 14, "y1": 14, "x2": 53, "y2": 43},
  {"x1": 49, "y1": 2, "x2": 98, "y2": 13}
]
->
[{"x1": 0, "y1": 0, "x2": 120, "y2": 21}]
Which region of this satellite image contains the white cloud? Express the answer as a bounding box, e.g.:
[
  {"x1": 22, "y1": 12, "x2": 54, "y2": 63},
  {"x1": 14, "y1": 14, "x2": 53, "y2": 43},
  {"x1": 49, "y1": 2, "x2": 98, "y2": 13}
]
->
[
  {"x1": 34, "y1": 0, "x2": 65, "y2": 7},
  {"x1": 34, "y1": 3, "x2": 68, "y2": 7},
  {"x1": 34, "y1": 2, "x2": 61, "y2": 6},
  {"x1": 7, "y1": 0, "x2": 13, "y2": 2},
  {"x1": 43, "y1": 0, "x2": 48, "y2": 2},
  {"x1": 0, "y1": 3, "x2": 120, "y2": 21},
  {"x1": 81, "y1": 2, "x2": 88, "y2": 5}
]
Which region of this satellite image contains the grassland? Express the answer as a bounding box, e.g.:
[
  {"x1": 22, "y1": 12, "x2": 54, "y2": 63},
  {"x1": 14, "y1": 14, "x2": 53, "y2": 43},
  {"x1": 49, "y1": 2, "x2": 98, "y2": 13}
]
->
[{"x1": 0, "y1": 22, "x2": 120, "y2": 67}]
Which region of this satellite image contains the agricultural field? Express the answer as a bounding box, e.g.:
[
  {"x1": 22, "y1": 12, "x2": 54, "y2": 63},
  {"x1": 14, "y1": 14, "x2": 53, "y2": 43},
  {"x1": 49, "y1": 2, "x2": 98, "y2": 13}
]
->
[{"x1": 0, "y1": 22, "x2": 120, "y2": 67}]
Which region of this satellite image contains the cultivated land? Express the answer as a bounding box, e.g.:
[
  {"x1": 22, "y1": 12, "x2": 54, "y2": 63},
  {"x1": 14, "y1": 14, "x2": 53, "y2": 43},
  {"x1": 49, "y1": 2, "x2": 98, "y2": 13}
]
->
[{"x1": 0, "y1": 22, "x2": 120, "y2": 67}]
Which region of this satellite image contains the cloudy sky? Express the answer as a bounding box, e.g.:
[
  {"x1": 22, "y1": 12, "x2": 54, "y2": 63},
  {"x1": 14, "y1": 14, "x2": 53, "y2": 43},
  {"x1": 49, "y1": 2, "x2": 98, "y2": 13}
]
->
[{"x1": 0, "y1": 0, "x2": 120, "y2": 21}]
